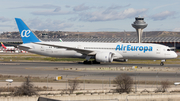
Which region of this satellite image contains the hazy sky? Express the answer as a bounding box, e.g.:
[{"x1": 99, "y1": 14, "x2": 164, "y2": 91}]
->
[{"x1": 0, "y1": 0, "x2": 180, "y2": 33}]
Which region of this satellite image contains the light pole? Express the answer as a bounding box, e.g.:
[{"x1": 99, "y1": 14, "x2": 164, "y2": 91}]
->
[
  {"x1": 175, "y1": 72, "x2": 177, "y2": 82},
  {"x1": 102, "y1": 73, "x2": 104, "y2": 90},
  {"x1": 66, "y1": 75, "x2": 68, "y2": 91},
  {"x1": 77, "y1": 31, "x2": 79, "y2": 42},
  {"x1": 138, "y1": 73, "x2": 140, "y2": 89},
  {"x1": 156, "y1": 72, "x2": 159, "y2": 88},
  {"x1": 135, "y1": 70, "x2": 137, "y2": 92},
  {"x1": 109, "y1": 77, "x2": 111, "y2": 87},
  {"x1": 84, "y1": 74, "x2": 85, "y2": 90},
  {"x1": 46, "y1": 74, "x2": 49, "y2": 91}
]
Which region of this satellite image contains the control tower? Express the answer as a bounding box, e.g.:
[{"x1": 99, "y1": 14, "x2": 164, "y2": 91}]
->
[{"x1": 132, "y1": 17, "x2": 148, "y2": 43}]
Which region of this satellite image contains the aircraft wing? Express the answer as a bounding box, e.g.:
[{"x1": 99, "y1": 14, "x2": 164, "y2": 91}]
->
[
  {"x1": 33, "y1": 42, "x2": 95, "y2": 55},
  {"x1": 17, "y1": 45, "x2": 31, "y2": 50},
  {"x1": 5, "y1": 43, "x2": 18, "y2": 48}
]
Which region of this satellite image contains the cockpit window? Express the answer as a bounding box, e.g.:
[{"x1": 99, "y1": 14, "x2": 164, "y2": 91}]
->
[{"x1": 167, "y1": 49, "x2": 174, "y2": 51}]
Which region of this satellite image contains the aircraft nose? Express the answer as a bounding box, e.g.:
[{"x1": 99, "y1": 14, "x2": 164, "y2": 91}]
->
[{"x1": 173, "y1": 52, "x2": 178, "y2": 58}]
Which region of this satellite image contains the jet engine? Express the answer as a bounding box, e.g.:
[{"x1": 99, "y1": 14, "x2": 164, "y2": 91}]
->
[{"x1": 95, "y1": 52, "x2": 114, "y2": 62}]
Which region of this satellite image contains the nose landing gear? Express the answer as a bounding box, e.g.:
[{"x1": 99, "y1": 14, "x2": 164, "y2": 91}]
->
[
  {"x1": 160, "y1": 62, "x2": 164, "y2": 66},
  {"x1": 160, "y1": 60, "x2": 166, "y2": 66}
]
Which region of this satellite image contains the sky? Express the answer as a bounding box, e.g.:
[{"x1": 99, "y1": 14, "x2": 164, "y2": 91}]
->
[{"x1": 0, "y1": 0, "x2": 180, "y2": 33}]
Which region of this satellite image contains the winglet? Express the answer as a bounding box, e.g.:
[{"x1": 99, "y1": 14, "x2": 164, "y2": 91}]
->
[{"x1": 15, "y1": 18, "x2": 41, "y2": 44}]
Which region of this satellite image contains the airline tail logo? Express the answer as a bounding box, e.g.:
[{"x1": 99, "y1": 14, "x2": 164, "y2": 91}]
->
[
  {"x1": 21, "y1": 30, "x2": 31, "y2": 37},
  {"x1": 1, "y1": 42, "x2": 7, "y2": 49},
  {"x1": 15, "y1": 18, "x2": 41, "y2": 43}
]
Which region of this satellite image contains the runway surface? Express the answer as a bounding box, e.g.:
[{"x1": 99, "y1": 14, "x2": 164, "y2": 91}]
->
[{"x1": 0, "y1": 61, "x2": 180, "y2": 82}]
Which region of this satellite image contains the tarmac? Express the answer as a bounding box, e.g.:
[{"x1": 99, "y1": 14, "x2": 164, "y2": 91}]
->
[
  {"x1": 0, "y1": 61, "x2": 180, "y2": 82},
  {"x1": 0, "y1": 54, "x2": 180, "y2": 101}
]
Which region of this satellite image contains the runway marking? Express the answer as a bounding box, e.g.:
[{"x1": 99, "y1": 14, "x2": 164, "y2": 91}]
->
[
  {"x1": 56, "y1": 66, "x2": 180, "y2": 72},
  {"x1": 0, "y1": 63, "x2": 20, "y2": 65},
  {"x1": 75, "y1": 76, "x2": 82, "y2": 79},
  {"x1": 25, "y1": 67, "x2": 56, "y2": 71}
]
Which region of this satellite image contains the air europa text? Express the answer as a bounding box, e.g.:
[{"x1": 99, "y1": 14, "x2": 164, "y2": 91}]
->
[{"x1": 115, "y1": 45, "x2": 153, "y2": 53}]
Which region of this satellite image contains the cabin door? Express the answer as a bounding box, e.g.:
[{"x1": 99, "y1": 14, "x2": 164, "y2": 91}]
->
[{"x1": 156, "y1": 47, "x2": 161, "y2": 55}]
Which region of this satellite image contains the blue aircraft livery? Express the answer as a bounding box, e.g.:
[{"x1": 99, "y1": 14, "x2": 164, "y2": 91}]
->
[{"x1": 115, "y1": 44, "x2": 153, "y2": 53}]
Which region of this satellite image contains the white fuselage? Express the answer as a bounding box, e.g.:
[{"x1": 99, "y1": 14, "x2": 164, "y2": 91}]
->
[
  {"x1": 1, "y1": 46, "x2": 15, "y2": 51},
  {"x1": 19, "y1": 42, "x2": 177, "y2": 60}
]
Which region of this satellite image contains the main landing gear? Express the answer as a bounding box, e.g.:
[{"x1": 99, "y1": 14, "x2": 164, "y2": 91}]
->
[
  {"x1": 83, "y1": 60, "x2": 100, "y2": 64},
  {"x1": 160, "y1": 60, "x2": 166, "y2": 66},
  {"x1": 83, "y1": 56, "x2": 100, "y2": 64}
]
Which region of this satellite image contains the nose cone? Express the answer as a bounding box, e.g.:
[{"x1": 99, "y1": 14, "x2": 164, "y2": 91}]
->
[{"x1": 172, "y1": 52, "x2": 178, "y2": 58}]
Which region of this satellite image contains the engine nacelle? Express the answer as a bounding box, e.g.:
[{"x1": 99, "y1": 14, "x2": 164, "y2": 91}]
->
[{"x1": 95, "y1": 52, "x2": 113, "y2": 62}]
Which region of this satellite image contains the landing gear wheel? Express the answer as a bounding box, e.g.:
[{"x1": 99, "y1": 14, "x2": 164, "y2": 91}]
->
[
  {"x1": 83, "y1": 60, "x2": 92, "y2": 64},
  {"x1": 160, "y1": 62, "x2": 164, "y2": 66},
  {"x1": 92, "y1": 60, "x2": 100, "y2": 64}
]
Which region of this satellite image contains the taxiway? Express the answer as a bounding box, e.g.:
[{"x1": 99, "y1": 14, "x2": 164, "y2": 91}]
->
[{"x1": 0, "y1": 61, "x2": 180, "y2": 82}]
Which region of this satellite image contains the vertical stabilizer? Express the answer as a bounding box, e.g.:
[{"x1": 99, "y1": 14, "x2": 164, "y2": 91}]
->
[
  {"x1": 1, "y1": 42, "x2": 7, "y2": 49},
  {"x1": 15, "y1": 18, "x2": 41, "y2": 44}
]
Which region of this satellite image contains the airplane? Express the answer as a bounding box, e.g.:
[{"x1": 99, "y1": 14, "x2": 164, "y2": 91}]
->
[
  {"x1": 15, "y1": 18, "x2": 177, "y2": 66},
  {"x1": 1, "y1": 42, "x2": 28, "y2": 53},
  {"x1": 59, "y1": 38, "x2": 63, "y2": 42},
  {"x1": 1, "y1": 42, "x2": 16, "y2": 51}
]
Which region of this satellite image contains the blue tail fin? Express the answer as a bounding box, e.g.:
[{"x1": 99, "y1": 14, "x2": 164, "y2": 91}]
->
[{"x1": 15, "y1": 18, "x2": 41, "y2": 44}]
